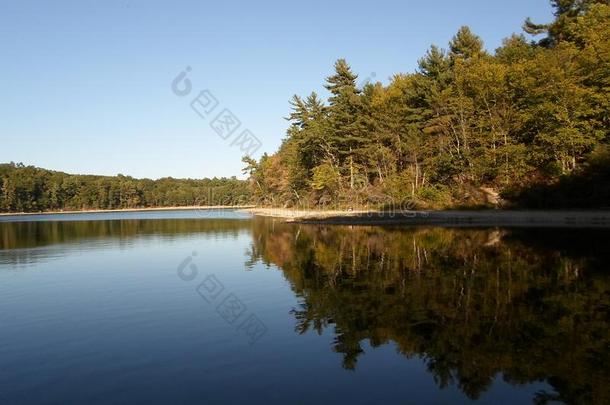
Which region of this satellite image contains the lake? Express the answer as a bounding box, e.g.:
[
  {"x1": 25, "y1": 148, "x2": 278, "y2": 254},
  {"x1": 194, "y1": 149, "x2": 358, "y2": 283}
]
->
[{"x1": 1, "y1": 210, "x2": 608, "y2": 404}]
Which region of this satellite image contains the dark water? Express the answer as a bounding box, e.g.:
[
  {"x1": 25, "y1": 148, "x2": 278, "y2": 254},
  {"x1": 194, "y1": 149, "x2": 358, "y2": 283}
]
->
[{"x1": 1, "y1": 210, "x2": 609, "y2": 404}]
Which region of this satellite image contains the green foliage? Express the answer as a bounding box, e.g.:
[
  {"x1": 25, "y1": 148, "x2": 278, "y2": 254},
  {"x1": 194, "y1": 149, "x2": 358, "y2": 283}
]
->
[
  {"x1": 449, "y1": 26, "x2": 485, "y2": 60},
  {"x1": 505, "y1": 145, "x2": 610, "y2": 208},
  {"x1": 525, "y1": 0, "x2": 610, "y2": 47},
  {"x1": 310, "y1": 162, "x2": 342, "y2": 193},
  {"x1": 417, "y1": 185, "x2": 452, "y2": 205},
  {"x1": 245, "y1": 1, "x2": 610, "y2": 209},
  {"x1": 0, "y1": 163, "x2": 250, "y2": 213}
]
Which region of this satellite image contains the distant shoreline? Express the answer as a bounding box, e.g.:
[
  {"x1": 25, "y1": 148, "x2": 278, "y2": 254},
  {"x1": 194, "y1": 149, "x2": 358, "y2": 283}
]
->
[
  {"x1": 243, "y1": 208, "x2": 610, "y2": 228},
  {"x1": 0, "y1": 206, "x2": 256, "y2": 217}
]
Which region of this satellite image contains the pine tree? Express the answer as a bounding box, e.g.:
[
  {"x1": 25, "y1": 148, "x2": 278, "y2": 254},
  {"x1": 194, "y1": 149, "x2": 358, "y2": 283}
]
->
[
  {"x1": 324, "y1": 59, "x2": 370, "y2": 189},
  {"x1": 418, "y1": 45, "x2": 451, "y2": 80},
  {"x1": 449, "y1": 26, "x2": 485, "y2": 61},
  {"x1": 524, "y1": 0, "x2": 609, "y2": 47}
]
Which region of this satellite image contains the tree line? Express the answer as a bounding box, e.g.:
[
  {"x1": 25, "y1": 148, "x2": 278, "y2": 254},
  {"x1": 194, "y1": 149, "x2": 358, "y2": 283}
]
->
[
  {"x1": 243, "y1": 0, "x2": 610, "y2": 209},
  {"x1": 0, "y1": 162, "x2": 251, "y2": 212}
]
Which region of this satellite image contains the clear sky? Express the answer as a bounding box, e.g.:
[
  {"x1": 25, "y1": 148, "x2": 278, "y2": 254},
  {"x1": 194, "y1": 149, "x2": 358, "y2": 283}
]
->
[{"x1": 0, "y1": 0, "x2": 554, "y2": 180}]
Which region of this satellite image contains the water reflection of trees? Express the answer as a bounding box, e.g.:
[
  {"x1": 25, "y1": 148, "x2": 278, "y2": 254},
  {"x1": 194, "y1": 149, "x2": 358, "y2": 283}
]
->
[
  {"x1": 0, "y1": 219, "x2": 251, "y2": 267},
  {"x1": 1, "y1": 219, "x2": 252, "y2": 250},
  {"x1": 248, "y1": 218, "x2": 610, "y2": 404}
]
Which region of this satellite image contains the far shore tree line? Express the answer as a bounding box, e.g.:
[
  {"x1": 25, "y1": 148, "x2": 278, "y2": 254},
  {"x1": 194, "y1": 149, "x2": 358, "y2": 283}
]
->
[
  {"x1": 0, "y1": 163, "x2": 250, "y2": 213},
  {"x1": 243, "y1": 0, "x2": 610, "y2": 209}
]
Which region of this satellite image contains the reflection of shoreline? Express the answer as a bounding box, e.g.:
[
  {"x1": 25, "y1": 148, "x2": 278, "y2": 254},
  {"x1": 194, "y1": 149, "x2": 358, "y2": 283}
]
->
[
  {"x1": 244, "y1": 208, "x2": 610, "y2": 228},
  {"x1": 247, "y1": 221, "x2": 610, "y2": 403},
  {"x1": 0, "y1": 206, "x2": 256, "y2": 217},
  {"x1": 0, "y1": 218, "x2": 252, "y2": 253}
]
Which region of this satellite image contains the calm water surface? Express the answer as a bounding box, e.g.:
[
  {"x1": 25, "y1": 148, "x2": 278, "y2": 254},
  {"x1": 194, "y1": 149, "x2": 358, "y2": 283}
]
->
[{"x1": 1, "y1": 210, "x2": 608, "y2": 404}]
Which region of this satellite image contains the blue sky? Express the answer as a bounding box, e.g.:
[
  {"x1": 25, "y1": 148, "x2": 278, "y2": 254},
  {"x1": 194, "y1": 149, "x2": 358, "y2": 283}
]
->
[{"x1": 1, "y1": 0, "x2": 553, "y2": 179}]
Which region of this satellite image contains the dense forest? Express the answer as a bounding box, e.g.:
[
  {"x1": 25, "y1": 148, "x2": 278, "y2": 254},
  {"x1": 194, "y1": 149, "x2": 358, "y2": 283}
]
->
[
  {"x1": 244, "y1": 0, "x2": 610, "y2": 209},
  {"x1": 0, "y1": 163, "x2": 250, "y2": 212}
]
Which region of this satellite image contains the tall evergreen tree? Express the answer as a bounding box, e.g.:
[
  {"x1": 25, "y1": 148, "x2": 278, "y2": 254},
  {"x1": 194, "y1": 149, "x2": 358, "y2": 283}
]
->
[
  {"x1": 524, "y1": 0, "x2": 609, "y2": 46},
  {"x1": 449, "y1": 26, "x2": 485, "y2": 61},
  {"x1": 324, "y1": 59, "x2": 369, "y2": 189}
]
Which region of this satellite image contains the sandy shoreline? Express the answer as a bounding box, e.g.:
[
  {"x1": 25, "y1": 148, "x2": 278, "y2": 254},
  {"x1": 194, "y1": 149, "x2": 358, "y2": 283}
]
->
[
  {"x1": 0, "y1": 205, "x2": 256, "y2": 217},
  {"x1": 1, "y1": 206, "x2": 608, "y2": 227},
  {"x1": 242, "y1": 208, "x2": 610, "y2": 228}
]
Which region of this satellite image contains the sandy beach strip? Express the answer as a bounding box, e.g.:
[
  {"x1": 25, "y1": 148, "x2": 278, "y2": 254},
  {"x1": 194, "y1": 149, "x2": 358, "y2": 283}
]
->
[{"x1": 243, "y1": 208, "x2": 610, "y2": 228}]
